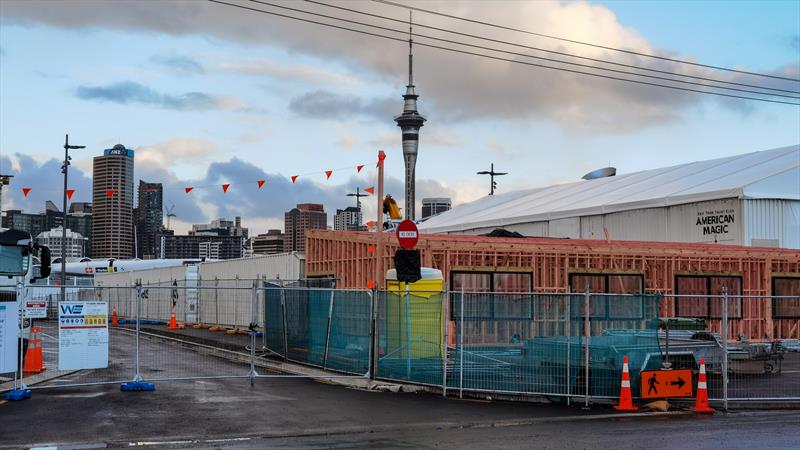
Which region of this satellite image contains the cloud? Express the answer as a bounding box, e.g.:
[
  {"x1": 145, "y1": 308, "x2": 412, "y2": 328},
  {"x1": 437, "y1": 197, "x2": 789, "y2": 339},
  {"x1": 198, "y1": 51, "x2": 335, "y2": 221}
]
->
[
  {"x1": 0, "y1": 153, "x2": 93, "y2": 210},
  {"x1": 217, "y1": 58, "x2": 355, "y2": 86},
  {"x1": 75, "y1": 81, "x2": 223, "y2": 111},
  {"x1": 135, "y1": 137, "x2": 217, "y2": 168},
  {"x1": 150, "y1": 54, "x2": 205, "y2": 74},
  {"x1": 288, "y1": 90, "x2": 395, "y2": 121},
  {"x1": 4, "y1": 0, "x2": 774, "y2": 132}
]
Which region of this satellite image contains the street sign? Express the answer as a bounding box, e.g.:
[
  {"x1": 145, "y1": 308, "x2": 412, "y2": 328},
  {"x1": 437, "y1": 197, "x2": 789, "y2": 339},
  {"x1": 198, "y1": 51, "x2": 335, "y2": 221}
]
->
[
  {"x1": 640, "y1": 369, "x2": 693, "y2": 398},
  {"x1": 396, "y1": 219, "x2": 419, "y2": 250}
]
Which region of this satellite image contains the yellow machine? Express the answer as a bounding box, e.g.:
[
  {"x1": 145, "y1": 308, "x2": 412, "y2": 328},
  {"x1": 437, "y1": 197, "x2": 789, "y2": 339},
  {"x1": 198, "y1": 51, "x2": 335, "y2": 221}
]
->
[
  {"x1": 385, "y1": 268, "x2": 444, "y2": 358},
  {"x1": 383, "y1": 195, "x2": 402, "y2": 220}
]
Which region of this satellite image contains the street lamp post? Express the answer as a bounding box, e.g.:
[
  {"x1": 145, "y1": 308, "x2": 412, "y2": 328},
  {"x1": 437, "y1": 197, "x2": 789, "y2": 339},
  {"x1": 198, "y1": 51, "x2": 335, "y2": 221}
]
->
[{"x1": 61, "y1": 134, "x2": 85, "y2": 301}]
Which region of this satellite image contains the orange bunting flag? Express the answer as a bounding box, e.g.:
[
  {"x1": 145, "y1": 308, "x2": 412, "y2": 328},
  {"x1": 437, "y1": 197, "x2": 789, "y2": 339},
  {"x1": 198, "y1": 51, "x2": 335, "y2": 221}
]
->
[
  {"x1": 364, "y1": 186, "x2": 375, "y2": 195},
  {"x1": 185, "y1": 187, "x2": 194, "y2": 193},
  {"x1": 257, "y1": 179, "x2": 265, "y2": 189},
  {"x1": 66, "y1": 189, "x2": 75, "y2": 200},
  {"x1": 367, "y1": 279, "x2": 375, "y2": 289},
  {"x1": 291, "y1": 175, "x2": 298, "y2": 184},
  {"x1": 377, "y1": 150, "x2": 386, "y2": 167},
  {"x1": 106, "y1": 189, "x2": 116, "y2": 197},
  {"x1": 222, "y1": 183, "x2": 230, "y2": 193},
  {"x1": 366, "y1": 220, "x2": 376, "y2": 228},
  {"x1": 22, "y1": 187, "x2": 31, "y2": 197},
  {"x1": 368, "y1": 244, "x2": 375, "y2": 253},
  {"x1": 357, "y1": 165, "x2": 364, "y2": 173},
  {"x1": 325, "y1": 170, "x2": 332, "y2": 179}
]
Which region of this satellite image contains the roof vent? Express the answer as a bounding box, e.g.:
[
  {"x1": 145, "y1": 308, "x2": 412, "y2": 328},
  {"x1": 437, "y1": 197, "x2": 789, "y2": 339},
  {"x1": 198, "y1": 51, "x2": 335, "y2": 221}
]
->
[{"x1": 582, "y1": 167, "x2": 616, "y2": 180}]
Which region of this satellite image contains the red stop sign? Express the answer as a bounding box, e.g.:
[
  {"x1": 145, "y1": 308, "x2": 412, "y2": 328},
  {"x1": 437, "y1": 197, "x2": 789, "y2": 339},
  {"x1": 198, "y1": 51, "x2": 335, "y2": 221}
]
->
[{"x1": 396, "y1": 220, "x2": 419, "y2": 249}]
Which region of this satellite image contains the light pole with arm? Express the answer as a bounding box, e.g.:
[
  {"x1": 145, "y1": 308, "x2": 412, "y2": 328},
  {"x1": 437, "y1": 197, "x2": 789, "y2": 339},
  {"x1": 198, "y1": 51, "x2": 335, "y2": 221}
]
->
[{"x1": 61, "y1": 134, "x2": 85, "y2": 300}]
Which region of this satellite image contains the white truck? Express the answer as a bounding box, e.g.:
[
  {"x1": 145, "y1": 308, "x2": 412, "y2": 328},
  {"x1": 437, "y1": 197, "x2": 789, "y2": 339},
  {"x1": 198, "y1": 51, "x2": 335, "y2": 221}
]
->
[{"x1": 0, "y1": 228, "x2": 51, "y2": 377}]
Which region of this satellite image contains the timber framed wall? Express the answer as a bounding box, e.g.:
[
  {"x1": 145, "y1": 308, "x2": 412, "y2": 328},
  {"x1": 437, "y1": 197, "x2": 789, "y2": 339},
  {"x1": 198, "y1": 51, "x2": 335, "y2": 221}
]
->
[{"x1": 305, "y1": 230, "x2": 800, "y2": 339}]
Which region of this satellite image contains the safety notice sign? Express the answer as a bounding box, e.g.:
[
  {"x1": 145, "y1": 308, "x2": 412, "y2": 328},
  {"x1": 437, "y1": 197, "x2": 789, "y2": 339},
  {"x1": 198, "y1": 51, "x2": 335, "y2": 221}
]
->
[
  {"x1": 640, "y1": 369, "x2": 693, "y2": 398},
  {"x1": 58, "y1": 301, "x2": 109, "y2": 371},
  {"x1": 24, "y1": 299, "x2": 48, "y2": 319}
]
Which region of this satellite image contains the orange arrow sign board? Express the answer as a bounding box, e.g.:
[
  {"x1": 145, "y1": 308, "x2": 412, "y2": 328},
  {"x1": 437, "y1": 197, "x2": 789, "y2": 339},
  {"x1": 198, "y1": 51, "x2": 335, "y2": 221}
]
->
[{"x1": 641, "y1": 369, "x2": 693, "y2": 398}]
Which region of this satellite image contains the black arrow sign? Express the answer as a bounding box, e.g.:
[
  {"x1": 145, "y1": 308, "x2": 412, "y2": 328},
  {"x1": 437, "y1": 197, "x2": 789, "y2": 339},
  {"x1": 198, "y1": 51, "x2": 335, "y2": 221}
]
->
[{"x1": 670, "y1": 377, "x2": 686, "y2": 389}]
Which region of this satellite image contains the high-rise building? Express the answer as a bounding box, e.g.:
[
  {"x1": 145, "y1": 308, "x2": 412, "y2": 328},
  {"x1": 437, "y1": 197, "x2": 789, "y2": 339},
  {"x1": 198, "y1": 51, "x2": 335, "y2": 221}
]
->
[
  {"x1": 394, "y1": 26, "x2": 426, "y2": 221},
  {"x1": 284, "y1": 203, "x2": 326, "y2": 252},
  {"x1": 421, "y1": 197, "x2": 451, "y2": 220},
  {"x1": 91, "y1": 144, "x2": 135, "y2": 259},
  {"x1": 334, "y1": 206, "x2": 364, "y2": 231},
  {"x1": 251, "y1": 229, "x2": 284, "y2": 255},
  {"x1": 36, "y1": 227, "x2": 87, "y2": 259},
  {"x1": 159, "y1": 234, "x2": 244, "y2": 260},
  {"x1": 135, "y1": 180, "x2": 163, "y2": 259},
  {"x1": 189, "y1": 216, "x2": 248, "y2": 238},
  {"x1": 2, "y1": 201, "x2": 91, "y2": 249}
]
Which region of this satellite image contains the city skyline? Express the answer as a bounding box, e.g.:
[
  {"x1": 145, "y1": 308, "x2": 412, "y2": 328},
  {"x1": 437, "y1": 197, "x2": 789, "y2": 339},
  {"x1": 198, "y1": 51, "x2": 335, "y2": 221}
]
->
[{"x1": 1, "y1": 1, "x2": 798, "y2": 235}]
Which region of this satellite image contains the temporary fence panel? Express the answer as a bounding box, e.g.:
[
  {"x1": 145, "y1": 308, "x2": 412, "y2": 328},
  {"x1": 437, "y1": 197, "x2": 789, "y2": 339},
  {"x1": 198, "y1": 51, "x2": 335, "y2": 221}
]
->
[
  {"x1": 375, "y1": 290, "x2": 444, "y2": 386},
  {"x1": 723, "y1": 295, "x2": 800, "y2": 402},
  {"x1": 449, "y1": 292, "x2": 577, "y2": 399},
  {"x1": 261, "y1": 286, "x2": 371, "y2": 376}
]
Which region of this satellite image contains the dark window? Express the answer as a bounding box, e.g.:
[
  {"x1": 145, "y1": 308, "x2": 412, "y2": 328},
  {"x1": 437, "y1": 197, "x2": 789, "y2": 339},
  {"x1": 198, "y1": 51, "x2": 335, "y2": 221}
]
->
[
  {"x1": 450, "y1": 271, "x2": 532, "y2": 320},
  {"x1": 773, "y1": 277, "x2": 800, "y2": 319},
  {"x1": 675, "y1": 275, "x2": 742, "y2": 319},
  {"x1": 569, "y1": 273, "x2": 644, "y2": 320}
]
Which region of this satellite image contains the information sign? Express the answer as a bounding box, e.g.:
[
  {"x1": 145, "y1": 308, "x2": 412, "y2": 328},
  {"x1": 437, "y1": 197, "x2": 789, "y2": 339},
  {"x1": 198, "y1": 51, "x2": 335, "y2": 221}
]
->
[
  {"x1": 24, "y1": 299, "x2": 48, "y2": 319},
  {"x1": 58, "y1": 301, "x2": 109, "y2": 371},
  {"x1": 0, "y1": 300, "x2": 19, "y2": 373},
  {"x1": 640, "y1": 369, "x2": 693, "y2": 398}
]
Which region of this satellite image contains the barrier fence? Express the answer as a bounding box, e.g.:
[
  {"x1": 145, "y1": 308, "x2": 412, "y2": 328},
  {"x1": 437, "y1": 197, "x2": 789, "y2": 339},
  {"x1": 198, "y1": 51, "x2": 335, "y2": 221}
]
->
[{"x1": 3, "y1": 283, "x2": 799, "y2": 409}]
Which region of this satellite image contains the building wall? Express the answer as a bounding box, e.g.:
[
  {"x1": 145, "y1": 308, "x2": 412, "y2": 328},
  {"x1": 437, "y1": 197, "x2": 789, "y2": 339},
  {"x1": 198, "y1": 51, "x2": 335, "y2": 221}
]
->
[
  {"x1": 305, "y1": 230, "x2": 800, "y2": 339},
  {"x1": 441, "y1": 198, "x2": 800, "y2": 249}
]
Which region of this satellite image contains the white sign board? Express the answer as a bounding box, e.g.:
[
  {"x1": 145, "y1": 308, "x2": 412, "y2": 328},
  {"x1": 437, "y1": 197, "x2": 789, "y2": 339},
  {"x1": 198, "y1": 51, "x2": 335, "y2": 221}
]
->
[
  {"x1": 0, "y1": 299, "x2": 20, "y2": 373},
  {"x1": 58, "y1": 301, "x2": 109, "y2": 371},
  {"x1": 24, "y1": 299, "x2": 48, "y2": 319}
]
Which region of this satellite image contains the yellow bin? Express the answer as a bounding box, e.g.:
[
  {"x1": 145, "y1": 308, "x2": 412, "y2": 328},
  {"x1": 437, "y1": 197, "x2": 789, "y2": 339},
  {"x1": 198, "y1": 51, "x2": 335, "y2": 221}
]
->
[{"x1": 385, "y1": 268, "x2": 444, "y2": 359}]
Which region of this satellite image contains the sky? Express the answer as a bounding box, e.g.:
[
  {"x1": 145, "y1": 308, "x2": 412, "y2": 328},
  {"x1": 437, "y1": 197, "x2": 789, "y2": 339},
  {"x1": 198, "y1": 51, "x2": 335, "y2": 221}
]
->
[{"x1": 1, "y1": 0, "x2": 798, "y2": 235}]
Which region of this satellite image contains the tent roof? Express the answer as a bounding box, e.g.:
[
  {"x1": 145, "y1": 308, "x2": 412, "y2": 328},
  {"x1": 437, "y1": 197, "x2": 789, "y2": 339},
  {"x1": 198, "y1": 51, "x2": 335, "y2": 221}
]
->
[{"x1": 421, "y1": 145, "x2": 800, "y2": 234}]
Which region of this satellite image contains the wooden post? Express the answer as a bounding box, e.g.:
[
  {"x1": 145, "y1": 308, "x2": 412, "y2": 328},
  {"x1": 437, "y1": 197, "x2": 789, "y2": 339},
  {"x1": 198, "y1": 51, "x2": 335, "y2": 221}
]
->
[{"x1": 376, "y1": 150, "x2": 385, "y2": 289}]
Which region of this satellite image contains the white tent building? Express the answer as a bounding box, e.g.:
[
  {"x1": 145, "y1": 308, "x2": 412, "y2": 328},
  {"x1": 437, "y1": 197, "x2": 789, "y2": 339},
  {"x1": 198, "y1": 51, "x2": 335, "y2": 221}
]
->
[{"x1": 421, "y1": 145, "x2": 800, "y2": 249}]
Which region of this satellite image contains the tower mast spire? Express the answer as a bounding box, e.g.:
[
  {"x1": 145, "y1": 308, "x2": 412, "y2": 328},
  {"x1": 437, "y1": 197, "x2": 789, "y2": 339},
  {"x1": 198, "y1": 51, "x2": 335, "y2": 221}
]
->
[
  {"x1": 408, "y1": 11, "x2": 413, "y2": 87},
  {"x1": 395, "y1": 10, "x2": 426, "y2": 221}
]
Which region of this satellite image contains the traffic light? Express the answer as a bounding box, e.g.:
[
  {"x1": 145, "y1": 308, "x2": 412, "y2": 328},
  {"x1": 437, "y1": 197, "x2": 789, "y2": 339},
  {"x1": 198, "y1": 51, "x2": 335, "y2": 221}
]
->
[{"x1": 492, "y1": 180, "x2": 497, "y2": 195}]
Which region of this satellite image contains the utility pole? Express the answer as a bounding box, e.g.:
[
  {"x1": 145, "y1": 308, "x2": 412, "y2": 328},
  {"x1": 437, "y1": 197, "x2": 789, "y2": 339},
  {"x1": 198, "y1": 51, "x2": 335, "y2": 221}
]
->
[
  {"x1": 346, "y1": 187, "x2": 368, "y2": 210},
  {"x1": 61, "y1": 134, "x2": 85, "y2": 301},
  {"x1": 477, "y1": 163, "x2": 508, "y2": 196}
]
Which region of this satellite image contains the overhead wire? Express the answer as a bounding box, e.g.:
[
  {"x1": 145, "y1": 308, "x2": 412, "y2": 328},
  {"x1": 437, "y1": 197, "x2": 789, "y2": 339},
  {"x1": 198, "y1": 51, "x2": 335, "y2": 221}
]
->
[
  {"x1": 373, "y1": 0, "x2": 800, "y2": 83},
  {"x1": 305, "y1": 0, "x2": 799, "y2": 96},
  {"x1": 207, "y1": 0, "x2": 800, "y2": 105}
]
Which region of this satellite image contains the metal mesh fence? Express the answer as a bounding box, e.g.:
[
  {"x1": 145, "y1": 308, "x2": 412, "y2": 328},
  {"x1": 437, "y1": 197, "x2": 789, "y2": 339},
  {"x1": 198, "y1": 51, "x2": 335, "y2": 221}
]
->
[
  {"x1": 723, "y1": 296, "x2": 800, "y2": 402},
  {"x1": 262, "y1": 286, "x2": 371, "y2": 375},
  {"x1": 5, "y1": 284, "x2": 798, "y2": 408}
]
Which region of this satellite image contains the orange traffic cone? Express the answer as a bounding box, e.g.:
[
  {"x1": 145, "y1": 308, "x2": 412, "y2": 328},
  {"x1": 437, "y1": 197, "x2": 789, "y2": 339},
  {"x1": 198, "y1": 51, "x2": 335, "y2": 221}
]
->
[
  {"x1": 692, "y1": 357, "x2": 715, "y2": 414},
  {"x1": 111, "y1": 306, "x2": 119, "y2": 326},
  {"x1": 23, "y1": 325, "x2": 46, "y2": 374},
  {"x1": 614, "y1": 355, "x2": 638, "y2": 411},
  {"x1": 168, "y1": 307, "x2": 178, "y2": 329}
]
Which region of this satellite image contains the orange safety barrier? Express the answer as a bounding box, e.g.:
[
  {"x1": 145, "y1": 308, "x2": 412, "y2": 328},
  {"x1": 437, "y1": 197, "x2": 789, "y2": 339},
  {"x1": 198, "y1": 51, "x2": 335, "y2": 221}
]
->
[
  {"x1": 23, "y1": 325, "x2": 46, "y2": 375},
  {"x1": 613, "y1": 355, "x2": 638, "y2": 411},
  {"x1": 692, "y1": 357, "x2": 715, "y2": 414}
]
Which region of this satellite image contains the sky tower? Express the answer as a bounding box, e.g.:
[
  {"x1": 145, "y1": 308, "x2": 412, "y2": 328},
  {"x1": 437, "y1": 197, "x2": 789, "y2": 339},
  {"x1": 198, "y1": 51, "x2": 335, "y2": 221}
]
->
[{"x1": 394, "y1": 13, "x2": 426, "y2": 221}]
